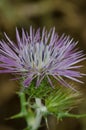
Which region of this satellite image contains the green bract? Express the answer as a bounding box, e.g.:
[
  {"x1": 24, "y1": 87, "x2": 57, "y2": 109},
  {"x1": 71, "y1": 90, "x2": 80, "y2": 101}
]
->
[
  {"x1": 23, "y1": 79, "x2": 53, "y2": 99},
  {"x1": 45, "y1": 87, "x2": 81, "y2": 119},
  {"x1": 10, "y1": 80, "x2": 86, "y2": 130},
  {"x1": 23, "y1": 79, "x2": 82, "y2": 118}
]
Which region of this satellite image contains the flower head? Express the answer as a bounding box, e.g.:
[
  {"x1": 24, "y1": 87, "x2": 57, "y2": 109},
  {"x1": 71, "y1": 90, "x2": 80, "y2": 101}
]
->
[{"x1": 0, "y1": 27, "x2": 85, "y2": 89}]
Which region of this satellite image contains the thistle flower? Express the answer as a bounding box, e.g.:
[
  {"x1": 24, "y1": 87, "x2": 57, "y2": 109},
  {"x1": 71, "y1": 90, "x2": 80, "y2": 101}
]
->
[{"x1": 0, "y1": 27, "x2": 85, "y2": 89}]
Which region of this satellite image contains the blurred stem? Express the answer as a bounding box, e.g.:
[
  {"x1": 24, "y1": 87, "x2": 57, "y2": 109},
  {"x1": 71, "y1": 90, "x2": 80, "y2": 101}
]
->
[
  {"x1": 19, "y1": 92, "x2": 31, "y2": 129},
  {"x1": 65, "y1": 112, "x2": 86, "y2": 118},
  {"x1": 31, "y1": 98, "x2": 43, "y2": 130},
  {"x1": 19, "y1": 92, "x2": 44, "y2": 130}
]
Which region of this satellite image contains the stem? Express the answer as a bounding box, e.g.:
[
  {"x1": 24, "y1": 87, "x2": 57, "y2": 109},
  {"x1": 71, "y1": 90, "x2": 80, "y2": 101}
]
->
[
  {"x1": 66, "y1": 113, "x2": 86, "y2": 118},
  {"x1": 19, "y1": 92, "x2": 47, "y2": 130},
  {"x1": 31, "y1": 98, "x2": 43, "y2": 130},
  {"x1": 19, "y1": 92, "x2": 30, "y2": 128}
]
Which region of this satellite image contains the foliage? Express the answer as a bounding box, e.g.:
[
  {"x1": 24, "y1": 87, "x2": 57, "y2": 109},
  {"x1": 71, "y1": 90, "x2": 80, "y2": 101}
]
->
[
  {"x1": 23, "y1": 78, "x2": 53, "y2": 99},
  {"x1": 45, "y1": 87, "x2": 82, "y2": 119},
  {"x1": 22, "y1": 79, "x2": 83, "y2": 120}
]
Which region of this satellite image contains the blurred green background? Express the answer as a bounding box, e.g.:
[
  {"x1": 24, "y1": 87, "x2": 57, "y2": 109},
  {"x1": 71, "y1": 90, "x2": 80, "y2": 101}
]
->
[{"x1": 0, "y1": 0, "x2": 86, "y2": 130}]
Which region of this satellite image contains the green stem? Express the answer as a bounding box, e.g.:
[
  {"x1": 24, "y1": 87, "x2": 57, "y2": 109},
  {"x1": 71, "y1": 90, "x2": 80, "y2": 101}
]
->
[
  {"x1": 19, "y1": 92, "x2": 47, "y2": 130},
  {"x1": 19, "y1": 92, "x2": 30, "y2": 128},
  {"x1": 66, "y1": 113, "x2": 86, "y2": 118},
  {"x1": 31, "y1": 98, "x2": 43, "y2": 130},
  {"x1": 58, "y1": 112, "x2": 86, "y2": 120}
]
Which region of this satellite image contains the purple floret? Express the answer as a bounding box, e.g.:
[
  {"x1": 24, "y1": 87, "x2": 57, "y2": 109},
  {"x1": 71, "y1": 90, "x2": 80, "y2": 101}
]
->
[{"x1": 0, "y1": 26, "x2": 85, "y2": 89}]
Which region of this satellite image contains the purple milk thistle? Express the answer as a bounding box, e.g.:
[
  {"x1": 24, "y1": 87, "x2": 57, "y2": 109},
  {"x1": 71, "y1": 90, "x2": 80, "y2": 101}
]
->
[{"x1": 0, "y1": 27, "x2": 85, "y2": 89}]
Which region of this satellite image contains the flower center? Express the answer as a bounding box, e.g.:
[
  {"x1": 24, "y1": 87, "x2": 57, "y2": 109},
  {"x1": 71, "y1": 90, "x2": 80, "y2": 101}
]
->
[{"x1": 20, "y1": 42, "x2": 51, "y2": 72}]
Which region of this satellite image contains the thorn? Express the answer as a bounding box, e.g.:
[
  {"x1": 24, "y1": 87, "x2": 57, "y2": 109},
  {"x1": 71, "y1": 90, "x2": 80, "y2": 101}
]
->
[
  {"x1": 5, "y1": 112, "x2": 24, "y2": 120},
  {"x1": 44, "y1": 117, "x2": 49, "y2": 129}
]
